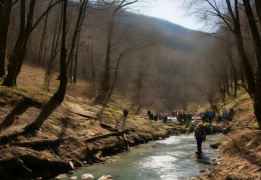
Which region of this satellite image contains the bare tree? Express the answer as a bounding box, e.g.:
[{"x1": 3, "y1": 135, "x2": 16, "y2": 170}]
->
[
  {"x1": 25, "y1": 0, "x2": 68, "y2": 131},
  {"x1": 242, "y1": 0, "x2": 261, "y2": 129},
  {"x1": 37, "y1": 0, "x2": 54, "y2": 65},
  {"x1": 1, "y1": 0, "x2": 62, "y2": 87},
  {"x1": 93, "y1": 0, "x2": 139, "y2": 104},
  {"x1": 184, "y1": 0, "x2": 261, "y2": 128},
  {"x1": 45, "y1": 2, "x2": 63, "y2": 90},
  {"x1": 255, "y1": 0, "x2": 261, "y2": 30},
  {"x1": 103, "y1": 36, "x2": 154, "y2": 106},
  {"x1": 66, "y1": 0, "x2": 89, "y2": 83},
  {"x1": 0, "y1": 0, "x2": 18, "y2": 77}
]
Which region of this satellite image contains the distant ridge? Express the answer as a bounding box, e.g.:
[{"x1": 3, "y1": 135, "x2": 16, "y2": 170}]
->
[
  {"x1": 131, "y1": 13, "x2": 195, "y2": 36},
  {"x1": 146, "y1": 16, "x2": 195, "y2": 36}
]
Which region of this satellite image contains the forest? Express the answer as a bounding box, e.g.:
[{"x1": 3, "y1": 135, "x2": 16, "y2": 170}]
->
[
  {"x1": 1, "y1": 0, "x2": 261, "y2": 179},
  {"x1": 0, "y1": 0, "x2": 213, "y2": 113}
]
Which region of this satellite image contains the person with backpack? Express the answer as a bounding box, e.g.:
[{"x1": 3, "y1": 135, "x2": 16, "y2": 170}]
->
[
  {"x1": 148, "y1": 110, "x2": 151, "y2": 117},
  {"x1": 123, "y1": 109, "x2": 128, "y2": 118},
  {"x1": 204, "y1": 111, "x2": 209, "y2": 123},
  {"x1": 194, "y1": 124, "x2": 206, "y2": 155},
  {"x1": 163, "y1": 115, "x2": 168, "y2": 123},
  {"x1": 208, "y1": 111, "x2": 213, "y2": 125}
]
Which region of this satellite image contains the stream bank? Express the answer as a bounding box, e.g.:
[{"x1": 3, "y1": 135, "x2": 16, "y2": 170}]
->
[
  {"x1": 0, "y1": 87, "x2": 223, "y2": 180},
  {"x1": 61, "y1": 134, "x2": 222, "y2": 180}
]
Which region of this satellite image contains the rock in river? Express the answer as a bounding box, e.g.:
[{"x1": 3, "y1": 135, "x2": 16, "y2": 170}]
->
[
  {"x1": 81, "y1": 174, "x2": 95, "y2": 180},
  {"x1": 98, "y1": 175, "x2": 113, "y2": 180}
]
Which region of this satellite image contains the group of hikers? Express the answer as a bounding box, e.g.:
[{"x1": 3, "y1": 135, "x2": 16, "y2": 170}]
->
[
  {"x1": 146, "y1": 110, "x2": 196, "y2": 125},
  {"x1": 217, "y1": 108, "x2": 234, "y2": 123},
  {"x1": 196, "y1": 108, "x2": 234, "y2": 155},
  {"x1": 142, "y1": 108, "x2": 235, "y2": 126},
  {"x1": 176, "y1": 111, "x2": 193, "y2": 124},
  {"x1": 201, "y1": 110, "x2": 216, "y2": 125},
  {"x1": 123, "y1": 108, "x2": 234, "y2": 155},
  {"x1": 201, "y1": 108, "x2": 234, "y2": 125},
  {"x1": 147, "y1": 110, "x2": 190, "y2": 123},
  {"x1": 147, "y1": 110, "x2": 160, "y2": 121}
]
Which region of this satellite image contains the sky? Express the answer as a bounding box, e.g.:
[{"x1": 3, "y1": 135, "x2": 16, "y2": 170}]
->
[{"x1": 132, "y1": 0, "x2": 206, "y2": 31}]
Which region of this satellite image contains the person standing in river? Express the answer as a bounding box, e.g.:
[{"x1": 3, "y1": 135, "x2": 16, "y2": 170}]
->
[{"x1": 194, "y1": 124, "x2": 206, "y2": 155}]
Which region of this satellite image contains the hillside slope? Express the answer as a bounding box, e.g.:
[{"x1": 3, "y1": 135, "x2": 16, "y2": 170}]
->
[{"x1": 0, "y1": 64, "x2": 185, "y2": 179}]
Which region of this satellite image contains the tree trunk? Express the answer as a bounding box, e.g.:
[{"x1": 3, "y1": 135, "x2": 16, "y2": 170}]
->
[
  {"x1": 243, "y1": 0, "x2": 261, "y2": 129},
  {"x1": 1, "y1": 0, "x2": 26, "y2": 87},
  {"x1": 25, "y1": 0, "x2": 67, "y2": 131},
  {"x1": 240, "y1": 65, "x2": 245, "y2": 86},
  {"x1": 104, "y1": 52, "x2": 123, "y2": 105},
  {"x1": 233, "y1": 69, "x2": 238, "y2": 99},
  {"x1": 254, "y1": 76, "x2": 261, "y2": 129},
  {"x1": 131, "y1": 66, "x2": 143, "y2": 109},
  {"x1": 234, "y1": 31, "x2": 255, "y2": 99},
  {"x1": 256, "y1": 0, "x2": 261, "y2": 30},
  {"x1": 14, "y1": 0, "x2": 36, "y2": 84},
  {"x1": 0, "y1": 0, "x2": 12, "y2": 77},
  {"x1": 73, "y1": 34, "x2": 80, "y2": 83},
  {"x1": 226, "y1": 50, "x2": 238, "y2": 99},
  {"x1": 87, "y1": 43, "x2": 95, "y2": 90},
  {"x1": 37, "y1": 1, "x2": 52, "y2": 64},
  {"x1": 45, "y1": 7, "x2": 62, "y2": 90},
  {"x1": 94, "y1": 16, "x2": 114, "y2": 104},
  {"x1": 58, "y1": 0, "x2": 87, "y2": 81},
  {"x1": 1, "y1": 0, "x2": 36, "y2": 87},
  {"x1": 225, "y1": 71, "x2": 230, "y2": 96},
  {"x1": 50, "y1": 0, "x2": 67, "y2": 103}
]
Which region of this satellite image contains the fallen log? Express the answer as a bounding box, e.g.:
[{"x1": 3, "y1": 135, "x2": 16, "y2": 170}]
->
[
  {"x1": 85, "y1": 129, "x2": 135, "y2": 143},
  {"x1": 73, "y1": 112, "x2": 97, "y2": 120},
  {"x1": 10, "y1": 139, "x2": 63, "y2": 150},
  {"x1": 100, "y1": 122, "x2": 119, "y2": 132}
]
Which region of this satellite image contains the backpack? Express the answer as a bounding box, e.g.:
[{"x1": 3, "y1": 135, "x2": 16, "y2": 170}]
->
[{"x1": 195, "y1": 126, "x2": 206, "y2": 141}]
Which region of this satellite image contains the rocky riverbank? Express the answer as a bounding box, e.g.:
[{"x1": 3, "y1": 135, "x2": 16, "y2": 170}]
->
[{"x1": 195, "y1": 98, "x2": 261, "y2": 180}]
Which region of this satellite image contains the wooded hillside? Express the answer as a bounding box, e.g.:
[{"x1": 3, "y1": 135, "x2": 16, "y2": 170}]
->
[{"x1": 1, "y1": 0, "x2": 212, "y2": 113}]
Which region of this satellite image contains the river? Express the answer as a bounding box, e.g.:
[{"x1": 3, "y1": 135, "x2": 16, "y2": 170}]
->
[{"x1": 62, "y1": 134, "x2": 221, "y2": 180}]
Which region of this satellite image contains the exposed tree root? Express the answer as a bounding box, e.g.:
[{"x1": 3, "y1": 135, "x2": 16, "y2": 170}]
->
[{"x1": 0, "y1": 154, "x2": 73, "y2": 179}]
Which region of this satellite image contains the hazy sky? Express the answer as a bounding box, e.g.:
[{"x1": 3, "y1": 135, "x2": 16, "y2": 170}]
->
[{"x1": 133, "y1": 0, "x2": 205, "y2": 31}]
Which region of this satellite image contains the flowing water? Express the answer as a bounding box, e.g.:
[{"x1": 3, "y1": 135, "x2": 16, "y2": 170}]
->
[{"x1": 63, "y1": 134, "x2": 221, "y2": 180}]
